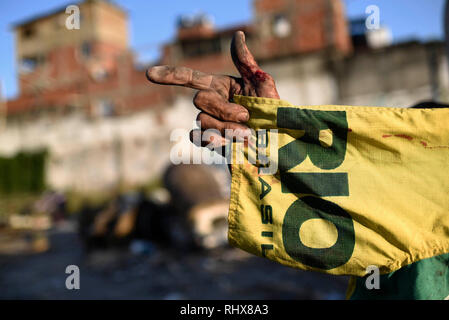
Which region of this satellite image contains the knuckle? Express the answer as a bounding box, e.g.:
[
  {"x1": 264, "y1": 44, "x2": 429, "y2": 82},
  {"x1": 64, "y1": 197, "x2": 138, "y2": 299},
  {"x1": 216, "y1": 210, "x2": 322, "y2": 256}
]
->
[
  {"x1": 193, "y1": 90, "x2": 213, "y2": 111},
  {"x1": 214, "y1": 99, "x2": 233, "y2": 121},
  {"x1": 217, "y1": 106, "x2": 228, "y2": 120},
  {"x1": 173, "y1": 66, "x2": 189, "y2": 81},
  {"x1": 223, "y1": 107, "x2": 237, "y2": 121}
]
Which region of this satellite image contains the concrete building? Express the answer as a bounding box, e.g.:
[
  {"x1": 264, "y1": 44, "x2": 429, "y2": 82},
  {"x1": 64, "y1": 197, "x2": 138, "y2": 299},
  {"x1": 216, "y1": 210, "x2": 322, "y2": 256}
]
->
[{"x1": 1, "y1": 0, "x2": 448, "y2": 193}]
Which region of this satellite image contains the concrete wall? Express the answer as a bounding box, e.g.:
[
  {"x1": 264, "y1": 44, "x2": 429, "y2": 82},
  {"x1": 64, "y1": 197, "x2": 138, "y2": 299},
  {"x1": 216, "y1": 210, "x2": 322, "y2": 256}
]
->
[
  {"x1": 0, "y1": 97, "x2": 203, "y2": 192},
  {"x1": 336, "y1": 42, "x2": 449, "y2": 107},
  {"x1": 262, "y1": 53, "x2": 338, "y2": 105},
  {"x1": 262, "y1": 42, "x2": 449, "y2": 108}
]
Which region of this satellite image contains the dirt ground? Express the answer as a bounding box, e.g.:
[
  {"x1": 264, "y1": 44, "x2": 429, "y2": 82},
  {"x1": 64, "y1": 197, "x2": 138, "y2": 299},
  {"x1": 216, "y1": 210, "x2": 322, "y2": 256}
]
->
[{"x1": 0, "y1": 221, "x2": 349, "y2": 300}]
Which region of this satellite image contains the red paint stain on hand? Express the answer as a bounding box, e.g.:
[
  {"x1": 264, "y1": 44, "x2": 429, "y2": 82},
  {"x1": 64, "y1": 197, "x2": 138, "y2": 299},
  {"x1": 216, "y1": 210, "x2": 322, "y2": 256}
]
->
[{"x1": 253, "y1": 70, "x2": 268, "y2": 83}]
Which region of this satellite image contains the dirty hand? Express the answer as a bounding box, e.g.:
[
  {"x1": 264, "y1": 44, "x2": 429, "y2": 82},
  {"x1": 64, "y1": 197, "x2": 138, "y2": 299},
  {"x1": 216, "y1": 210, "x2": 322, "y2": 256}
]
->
[{"x1": 146, "y1": 31, "x2": 279, "y2": 148}]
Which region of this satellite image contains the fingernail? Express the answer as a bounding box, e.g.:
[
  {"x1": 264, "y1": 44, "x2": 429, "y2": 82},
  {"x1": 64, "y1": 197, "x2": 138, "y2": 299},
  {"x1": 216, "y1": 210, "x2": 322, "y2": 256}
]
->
[
  {"x1": 237, "y1": 111, "x2": 249, "y2": 122},
  {"x1": 146, "y1": 66, "x2": 164, "y2": 81}
]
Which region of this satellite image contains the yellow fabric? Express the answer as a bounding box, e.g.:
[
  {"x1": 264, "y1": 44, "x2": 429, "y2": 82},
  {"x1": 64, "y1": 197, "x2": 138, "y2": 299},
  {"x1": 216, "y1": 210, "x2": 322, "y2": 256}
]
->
[{"x1": 228, "y1": 95, "x2": 449, "y2": 276}]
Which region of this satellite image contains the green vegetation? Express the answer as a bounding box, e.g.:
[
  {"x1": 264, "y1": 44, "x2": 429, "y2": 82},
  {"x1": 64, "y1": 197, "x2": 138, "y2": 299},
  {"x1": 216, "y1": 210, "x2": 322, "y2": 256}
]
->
[{"x1": 0, "y1": 150, "x2": 47, "y2": 194}]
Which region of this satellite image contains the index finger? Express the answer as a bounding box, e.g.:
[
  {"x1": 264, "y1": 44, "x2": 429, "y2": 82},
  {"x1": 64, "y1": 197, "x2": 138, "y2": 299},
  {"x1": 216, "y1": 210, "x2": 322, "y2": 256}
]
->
[{"x1": 146, "y1": 65, "x2": 215, "y2": 90}]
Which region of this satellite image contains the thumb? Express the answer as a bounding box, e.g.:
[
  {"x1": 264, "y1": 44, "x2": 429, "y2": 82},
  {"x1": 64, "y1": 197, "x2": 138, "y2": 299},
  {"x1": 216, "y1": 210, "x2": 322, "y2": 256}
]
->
[{"x1": 231, "y1": 31, "x2": 279, "y2": 99}]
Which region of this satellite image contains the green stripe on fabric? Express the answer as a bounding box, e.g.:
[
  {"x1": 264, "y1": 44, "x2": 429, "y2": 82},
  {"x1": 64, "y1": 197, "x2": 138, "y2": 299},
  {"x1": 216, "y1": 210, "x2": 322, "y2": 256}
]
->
[{"x1": 350, "y1": 253, "x2": 449, "y2": 300}]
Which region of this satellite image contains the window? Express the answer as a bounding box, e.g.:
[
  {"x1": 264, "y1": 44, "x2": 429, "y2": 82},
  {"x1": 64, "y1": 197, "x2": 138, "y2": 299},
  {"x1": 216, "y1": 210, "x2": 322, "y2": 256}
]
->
[
  {"x1": 272, "y1": 14, "x2": 291, "y2": 38},
  {"x1": 22, "y1": 26, "x2": 36, "y2": 39},
  {"x1": 180, "y1": 38, "x2": 222, "y2": 58},
  {"x1": 19, "y1": 55, "x2": 44, "y2": 74}
]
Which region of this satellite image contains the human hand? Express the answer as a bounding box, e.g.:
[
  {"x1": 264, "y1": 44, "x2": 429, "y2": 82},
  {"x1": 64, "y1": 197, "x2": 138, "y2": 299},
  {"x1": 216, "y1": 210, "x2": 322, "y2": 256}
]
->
[{"x1": 146, "y1": 31, "x2": 279, "y2": 148}]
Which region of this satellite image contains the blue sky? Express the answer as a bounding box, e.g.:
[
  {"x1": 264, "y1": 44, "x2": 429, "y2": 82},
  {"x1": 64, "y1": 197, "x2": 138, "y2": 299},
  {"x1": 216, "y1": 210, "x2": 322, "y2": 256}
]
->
[{"x1": 0, "y1": 0, "x2": 445, "y2": 99}]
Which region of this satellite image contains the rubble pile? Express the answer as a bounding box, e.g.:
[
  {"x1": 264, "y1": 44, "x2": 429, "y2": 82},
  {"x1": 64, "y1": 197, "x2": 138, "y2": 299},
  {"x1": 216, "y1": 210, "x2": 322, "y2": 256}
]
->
[{"x1": 78, "y1": 163, "x2": 231, "y2": 252}]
